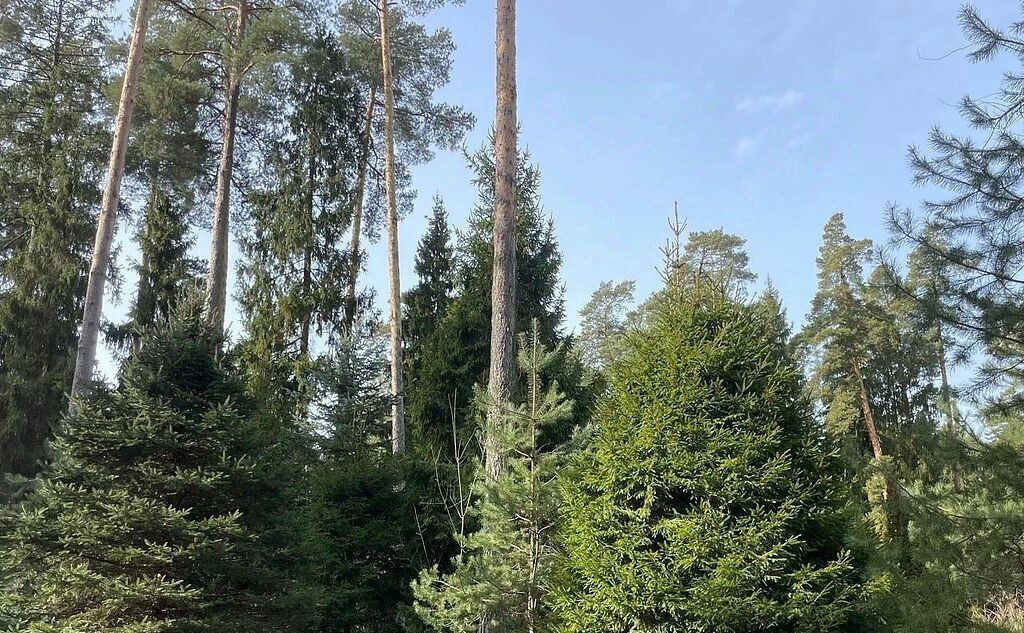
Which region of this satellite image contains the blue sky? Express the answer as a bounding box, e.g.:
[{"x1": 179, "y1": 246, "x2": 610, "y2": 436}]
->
[
  {"x1": 380, "y1": 0, "x2": 1017, "y2": 328},
  {"x1": 102, "y1": 0, "x2": 1019, "y2": 376}
]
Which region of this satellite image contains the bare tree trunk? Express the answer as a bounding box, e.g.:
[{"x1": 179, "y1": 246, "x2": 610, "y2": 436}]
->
[
  {"x1": 852, "y1": 358, "x2": 884, "y2": 461},
  {"x1": 70, "y1": 0, "x2": 156, "y2": 407},
  {"x1": 204, "y1": 0, "x2": 248, "y2": 337},
  {"x1": 344, "y1": 85, "x2": 377, "y2": 332},
  {"x1": 852, "y1": 357, "x2": 893, "y2": 502},
  {"x1": 486, "y1": 0, "x2": 518, "y2": 483},
  {"x1": 378, "y1": 0, "x2": 405, "y2": 455}
]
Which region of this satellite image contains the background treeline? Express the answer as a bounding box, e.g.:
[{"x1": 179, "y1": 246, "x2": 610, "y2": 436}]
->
[{"x1": 0, "y1": 0, "x2": 1023, "y2": 631}]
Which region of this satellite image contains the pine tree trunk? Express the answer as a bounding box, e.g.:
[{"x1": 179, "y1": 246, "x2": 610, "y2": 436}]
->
[
  {"x1": 851, "y1": 357, "x2": 894, "y2": 502},
  {"x1": 851, "y1": 358, "x2": 884, "y2": 461},
  {"x1": 344, "y1": 85, "x2": 376, "y2": 332},
  {"x1": 378, "y1": 0, "x2": 405, "y2": 455},
  {"x1": 70, "y1": 0, "x2": 156, "y2": 406},
  {"x1": 204, "y1": 0, "x2": 248, "y2": 338},
  {"x1": 486, "y1": 0, "x2": 518, "y2": 483}
]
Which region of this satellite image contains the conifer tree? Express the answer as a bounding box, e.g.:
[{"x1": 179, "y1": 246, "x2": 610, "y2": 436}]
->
[
  {"x1": 414, "y1": 321, "x2": 573, "y2": 632},
  {"x1": 577, "y1": 280, "x2": 636, "y2": 370},
  {"x1": 488, "y1": 0, "x2": 518, "y2": 482},
  {"x1": 886, "y1": 4, "x2": 1024, "y2": 410},
  {"x1": 0, "y1": 300, "x2": 313, "y2": 630},
  {"x1": 404, "y1": 196, "x2": 456, "y2": 371},
  {"x1": 0, "y1": 0, "x2": 110, "y2": 481},
  {"x1": 238, "y1": 26, "x2": 364, "y2": 361},
  {"x1": 337, "y1": 0, "x2": 473, "y2": 331},
  {"x1": 71, "y1": 0, "x2": 156, "y2": 402},
  {"x1": 802, "y1": 215, "x2": 886, "y2": 462},
  {"x1": 554, "y1": 286, "x2": 867, "y2": 632},
  {"x1": 106, "y1": 5, "x2": 217, "y2": 353},
  {"x1": 407, "y1": 146, "x2": 570, "y2": 454}
]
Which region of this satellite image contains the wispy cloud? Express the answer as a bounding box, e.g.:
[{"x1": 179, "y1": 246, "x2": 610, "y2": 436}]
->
[
  {"x1": 734, "y1": 137, "x2": 757, "y2": 158},
  {"x1": 735, "y1": 89, "x2": 805, "y2": 113}
]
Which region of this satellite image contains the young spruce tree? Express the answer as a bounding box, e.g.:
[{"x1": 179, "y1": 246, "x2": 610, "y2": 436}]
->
[
  {"x1": 0, "y1": 300, "x2": 310, "y2": 631},
  {"x1": 414, "y1": 321, "x2": 574, "y2": 632},
  {"x1": 554, "y1": 280, "x2": 867, "y2": 632}
]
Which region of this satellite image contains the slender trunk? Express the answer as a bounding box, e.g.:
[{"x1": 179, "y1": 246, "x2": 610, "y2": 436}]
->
[
  {"x1": 204, "y1": 0, "x2": 248, "y2": 337},
  {"x1": 937, "y1": 319, "x2": 956, "y2": 434},
  {"x1": 852, "y1": 357, "x2": 893, "y2": 502},
  {"x1": 70, "y1": 0, "x2": 156, "y2": 406},
  {"x1": 299, "y1": 134, "x2": 318, "y2": 357},
  {"x1": 486, "y1": 0, "x2": 518, "y2": 483},
  {"x1": 936, "y1": 318, "x2": 962, "y2": 491},
  {"x1": 852, "y1": 357, "x2": 884, "y2": 461},
  {"x1": 344, "y1": 85, "x2": 377, "y2": 332},
  {"x1": 378, "y1": 0, "x2": 405, "y2": 455},
  {"x1": 131, "y1": 174, "x2": 159, "y2": 355}
]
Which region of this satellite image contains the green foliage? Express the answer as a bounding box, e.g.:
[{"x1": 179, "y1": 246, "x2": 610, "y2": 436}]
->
[
  {"x1": 404, "y1": 196, "x2": 456, "y2": 372},
  {"x1": 414, "y1": 322, "x2": 574, "y2": 632},
  {"x1": 0, "y1": 300, "x2": 312, "y2": 631},
  {"x1": 239, "y1": 26, "x2": 364, "y2": 360},
  {"x1": 554, "y1": 289, "x2": 868, "y2": 632},
  {"x1": 301, "y1": 318, "x2": 424, "y2": 632},
  {"x1": 337, "y1": 0, "x2": 474, "y2": 239},
  {"x1": 106, "y1": 3, "x2": 215, "y2": 353},
  {"x1": 577, "y1": 280, "x2": 637, "y2": 370},
  {"x1": 0, "y1": 0, "x2": 110, "y2": 481}
]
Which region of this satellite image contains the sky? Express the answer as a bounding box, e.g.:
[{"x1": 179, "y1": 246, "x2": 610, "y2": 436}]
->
[{"x1": 101, "y1": 0, "x2": 1020, "y2": 377}]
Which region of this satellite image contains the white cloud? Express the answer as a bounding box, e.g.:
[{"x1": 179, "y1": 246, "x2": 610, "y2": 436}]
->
[
  {"x1": 735, "y1": 89, "x2": 805, "y2": 113},
  {"x1": 734, "y1": 137, "x2": 757, "y2": 158}
]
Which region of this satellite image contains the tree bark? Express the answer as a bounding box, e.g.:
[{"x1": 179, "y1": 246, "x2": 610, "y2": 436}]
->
[
  {"x1": 344, "y1": 85, "x2": 377, "y2": 333},
  {"x1": 852, "y1": 357, "x2": 884, "y2": 461},
  {"x1": 851, "y1": 357, "x2": 894, "y2": 503},
  {"x1": 71, "y1": 0, "x2": 156, "y2": 406},
  {"x1": 486, "y1": 0, "x2": 518, "y2": 483},
  {"x1": 204, "y1": 0, "x2": 248, "y2": 338},
  {"x1": 378, "y1": 0, "x2": 405, "y2": 455}
]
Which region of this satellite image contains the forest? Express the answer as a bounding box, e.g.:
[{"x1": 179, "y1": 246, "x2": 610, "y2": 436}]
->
[{"x1": 0, "y1": 0, "x2": 1023, "y2": 631}]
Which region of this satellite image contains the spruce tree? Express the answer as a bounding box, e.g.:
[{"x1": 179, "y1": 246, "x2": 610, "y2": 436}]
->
[
  {"x1": 414, "y1": 321, "x2": 574, "y2": 632},
  {"x1": 0, "y1": 0, "x2": 110, "y2": 482},
  {"x1": 0, "y1": 300, "x2": 312, "y2": 631},
  {"x1": 238, "y1": 26, "x2": 364, "y2": 361},
  {"x1": 554, "y1": 287, "x2": 866, "y2": 632},
  {"x1": 404, "y1": 196, "x2": 456, "y2": 365}
]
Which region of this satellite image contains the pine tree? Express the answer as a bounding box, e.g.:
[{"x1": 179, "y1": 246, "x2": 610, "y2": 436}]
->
[
  {"x1": 678, "y1": 228, "x2": 757, "y2": 299},
  {"x1": 196, "y1": 0, "x2": 299, "y2": 336},
  {"x1": 337, "y1": 0, "x2": 473, "y2": 331},
  {"x1": 0, "y1": 0, "x2": 110, "y2": 481},
  {"x1": 105, "y1": 4, "x2": 217, "y2": 354},
  {"x1": 577, "y1": 280, "x2": 636, "y2": 370},
  {"x1": 414, "y1": 321, "x2": 573, "y2": 632},
  {"x1": 802, "y1": 216, "x2": 886, "y2": 459},
  {"x1": 885, "y1": 4, "x2": 1024, "y2": 410},
  {"x1": 71, "y1": 0, "x2": 156, "y2": 402},
  {"x1": 554, "y1": 287, "x2": 867, "y2": 632},
  {"x1": 488, "y1": 0, "x2": 519, "y2": 483},
  {"x1": 0, "y1": 300, "x2": 313, "y2": 631}
]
